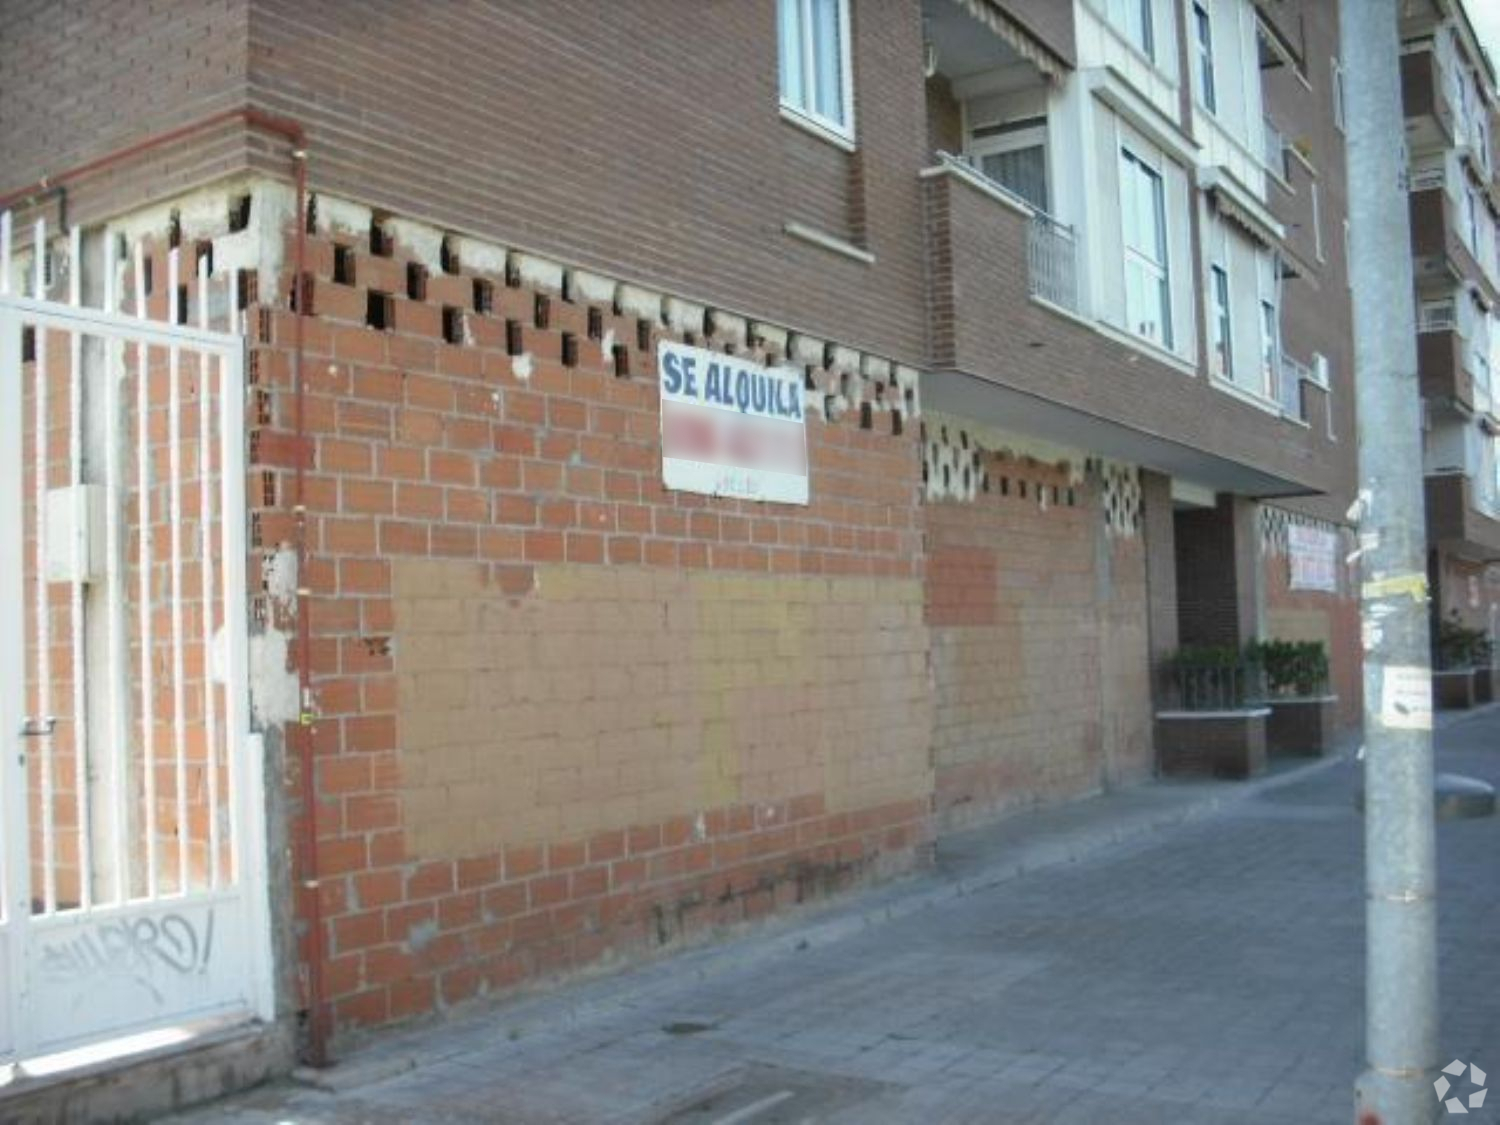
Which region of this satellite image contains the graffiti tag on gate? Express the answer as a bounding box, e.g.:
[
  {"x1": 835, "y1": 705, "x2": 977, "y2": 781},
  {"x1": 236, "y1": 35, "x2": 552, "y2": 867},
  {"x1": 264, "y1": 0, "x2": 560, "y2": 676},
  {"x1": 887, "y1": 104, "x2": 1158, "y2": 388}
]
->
[{"x1": 36, "y1": 908, "x2": 216, "y2": 1005}]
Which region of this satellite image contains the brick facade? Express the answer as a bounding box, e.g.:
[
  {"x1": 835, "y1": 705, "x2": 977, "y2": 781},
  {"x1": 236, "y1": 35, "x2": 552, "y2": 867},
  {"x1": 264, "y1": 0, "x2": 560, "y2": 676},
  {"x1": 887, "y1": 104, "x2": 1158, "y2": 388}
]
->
[
  {"x1": 925, "y1": 440, "x2": 1152, "y2": 829},
  {"x1": 222, "y1": 204, "x2": 936, "y2": 1034},
  {"x1": 0, "y1": 0, "x2": 1368, "y2": 1069}
]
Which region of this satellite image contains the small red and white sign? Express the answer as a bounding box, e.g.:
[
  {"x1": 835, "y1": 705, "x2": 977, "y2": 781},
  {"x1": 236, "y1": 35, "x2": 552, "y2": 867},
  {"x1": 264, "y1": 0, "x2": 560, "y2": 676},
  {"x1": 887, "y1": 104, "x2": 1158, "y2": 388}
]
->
[{"x1": 658, "y1": 340, "x2": 809, "y2": 505}]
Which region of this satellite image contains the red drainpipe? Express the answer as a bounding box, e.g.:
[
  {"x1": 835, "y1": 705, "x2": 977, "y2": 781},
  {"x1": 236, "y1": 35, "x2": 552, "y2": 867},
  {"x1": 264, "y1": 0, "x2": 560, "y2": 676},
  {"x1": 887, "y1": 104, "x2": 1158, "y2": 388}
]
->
[{"x1": 2, "y1": 108, "x2": 331, "y2": 1069}]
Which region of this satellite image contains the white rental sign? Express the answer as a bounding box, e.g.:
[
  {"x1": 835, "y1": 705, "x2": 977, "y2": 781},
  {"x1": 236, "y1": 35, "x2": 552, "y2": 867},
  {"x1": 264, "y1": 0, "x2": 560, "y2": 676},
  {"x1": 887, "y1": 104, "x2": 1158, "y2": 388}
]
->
[
  {"x1": 1288, "y1": 524, "x2": 1338, "y2": 592},
  {"x1": 658, "y1": 340, "x2": 809, "y2": 505}
]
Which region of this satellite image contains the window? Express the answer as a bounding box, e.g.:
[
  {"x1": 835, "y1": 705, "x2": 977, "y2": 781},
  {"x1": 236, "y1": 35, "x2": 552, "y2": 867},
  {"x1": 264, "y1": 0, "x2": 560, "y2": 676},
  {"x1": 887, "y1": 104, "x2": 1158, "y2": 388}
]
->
[
  {"x1": 1210, "y1": 265, "x2": 1232, "y2": 378},
  {"x1": 1119, "y1": 148, "x2": 1172, "y2": 347},
  {"x1": 1260, "y1": 299, "x2": 1280, "y2": 397},
  {"x1": 1105, "y1": 0, "x2": 1155, "y2": 60},
  {"x1": 1331, "y1": 56, "x2": 1345, "y2": 132},
  {"x1": 971, "y1": 118, "x2": 1050, "y2": 212},
  {"x1": 778, "y1": 0, "x2": 852, "y2": 139},
  {"x1": 1312, "y1": 181, "x2": 1324, "y2": 261},
  {"x1": 1193, "y1": 3, "x2": 1216, "y2": 113}
]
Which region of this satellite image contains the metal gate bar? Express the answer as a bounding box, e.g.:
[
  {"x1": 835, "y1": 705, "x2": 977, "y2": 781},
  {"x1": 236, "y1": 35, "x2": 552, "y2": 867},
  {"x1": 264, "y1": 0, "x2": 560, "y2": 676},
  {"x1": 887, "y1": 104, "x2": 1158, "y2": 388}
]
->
[{"x1": 1, "y1": 211, "x2": 269, "y2": 1064}]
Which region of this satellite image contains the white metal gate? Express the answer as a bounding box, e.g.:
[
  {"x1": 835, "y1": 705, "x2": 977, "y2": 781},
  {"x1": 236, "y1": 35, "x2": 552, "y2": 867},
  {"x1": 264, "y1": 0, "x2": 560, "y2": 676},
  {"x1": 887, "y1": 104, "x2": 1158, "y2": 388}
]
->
[{"x1": 0, "y1": 213, "x2": 272, "y2": 1071}]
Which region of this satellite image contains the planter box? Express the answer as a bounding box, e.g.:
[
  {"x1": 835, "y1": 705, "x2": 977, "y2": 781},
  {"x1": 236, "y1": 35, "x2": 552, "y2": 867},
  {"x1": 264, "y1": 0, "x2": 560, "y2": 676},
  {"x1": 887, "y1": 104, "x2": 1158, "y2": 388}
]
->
[
  {"x1": 1434, "y1": 668, "x2": 1477, "y2": 710},
  {"x1": 1265, "y1": 695, "x2": 1337, "y2": 758},
  {"x1": 1156, "y1": 709, "x2": 1269, "y2": 779}
]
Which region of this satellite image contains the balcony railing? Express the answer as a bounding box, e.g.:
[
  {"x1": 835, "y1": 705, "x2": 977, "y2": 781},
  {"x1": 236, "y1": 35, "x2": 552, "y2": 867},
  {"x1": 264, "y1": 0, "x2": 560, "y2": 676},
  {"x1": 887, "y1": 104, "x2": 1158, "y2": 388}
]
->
[
  {"x1": 1277, "y1": 353, "x2": 1309, "y2": 420},
  {"x1": 1027, "y1": 211, "x2": 1079, "y2": 313}
]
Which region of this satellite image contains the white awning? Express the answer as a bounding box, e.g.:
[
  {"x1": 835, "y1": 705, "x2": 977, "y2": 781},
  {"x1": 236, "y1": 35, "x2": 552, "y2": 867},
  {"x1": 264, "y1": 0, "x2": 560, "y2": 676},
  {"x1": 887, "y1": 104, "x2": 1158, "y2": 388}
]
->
[{"x1": 954, "y1": 0, "x2": 1066, "y2": 83}]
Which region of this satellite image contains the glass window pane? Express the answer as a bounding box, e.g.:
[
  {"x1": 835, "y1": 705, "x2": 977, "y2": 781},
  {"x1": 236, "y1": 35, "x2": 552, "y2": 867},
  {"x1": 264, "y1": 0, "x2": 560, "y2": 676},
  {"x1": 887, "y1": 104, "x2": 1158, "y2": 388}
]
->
[
  {"x1": 778, "y1": 0, "x2": 804, "y2": 108},
  {"x1": 982, "y1": 146, "x2": 1048, "y2": 212},
  {"x1": 811, "y1": 0, "x2": 844, "y2": 124}
]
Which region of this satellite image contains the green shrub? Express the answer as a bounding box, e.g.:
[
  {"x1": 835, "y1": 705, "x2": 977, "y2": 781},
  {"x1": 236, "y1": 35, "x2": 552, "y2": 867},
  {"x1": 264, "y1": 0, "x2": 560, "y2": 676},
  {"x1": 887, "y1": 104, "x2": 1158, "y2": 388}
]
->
[
  {"x1": 1434, "y1": 613, "x2": 1493, "y2": 670},
  {"x1": 1247, "y1": 639, "x2": 1329, "y2": 697}
]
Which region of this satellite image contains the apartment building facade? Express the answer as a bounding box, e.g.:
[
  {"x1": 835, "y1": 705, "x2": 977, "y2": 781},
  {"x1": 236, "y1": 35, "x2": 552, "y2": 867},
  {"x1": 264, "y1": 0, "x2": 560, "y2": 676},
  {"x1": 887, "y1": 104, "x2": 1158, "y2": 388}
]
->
[
  {"x1": 1400, "y1": 0, "x2": 1500, "y2": 655},
  {"x1": 0, "y1": 0, "x2": 1359, "y2": 1107}
]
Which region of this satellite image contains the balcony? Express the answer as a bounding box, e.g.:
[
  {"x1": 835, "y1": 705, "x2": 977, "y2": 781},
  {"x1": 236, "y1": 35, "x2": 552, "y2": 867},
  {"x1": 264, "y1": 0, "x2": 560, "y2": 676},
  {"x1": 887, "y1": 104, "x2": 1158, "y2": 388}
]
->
[
  {"x1": 1426, "y1": 472, "x2": 1500, "y2": 559},
  {"x1": 1408, "y1": 188, "x2": 1497, "y2": 301},
  {"x1": 1401, "y1": 47, "x2": 1456, "y2": 151},
  {"x1": 1418, "y1": 326, "x2": 1479, "y2": 410},
  {"x1": 919, "y1": 161, "x2": 1343, "y2": 498}
]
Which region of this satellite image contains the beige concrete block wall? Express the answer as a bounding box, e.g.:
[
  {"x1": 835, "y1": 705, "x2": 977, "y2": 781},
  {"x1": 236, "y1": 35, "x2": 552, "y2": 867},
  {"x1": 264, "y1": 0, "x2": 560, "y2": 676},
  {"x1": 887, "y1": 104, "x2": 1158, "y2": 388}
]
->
[{"x1": 393, "y1": 562, "x2": 931, "y2": 863}]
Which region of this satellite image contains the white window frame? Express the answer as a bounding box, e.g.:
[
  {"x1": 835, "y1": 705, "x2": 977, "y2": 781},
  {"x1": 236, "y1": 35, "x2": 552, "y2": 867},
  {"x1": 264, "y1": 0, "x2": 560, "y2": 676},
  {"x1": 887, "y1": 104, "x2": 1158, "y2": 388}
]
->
[
  {"x1": 1193, "y1": 2, "x2": 1216, "y2": 114},
  {"x1": 1260, "y1": 296, "x2": 1281, "y2": 400},
  {"x1": 1102, "y1": 0, "x2": 1156, "y2": 63},
  {"x1": 1119, "y1": 146, "x2": 1173, "y2": 349},
  {"x1": 969, "y1": 117, "x2": 1051, "y2": 214},
  {"x1": 1210, "y1": 263, "x2": 1233, "y2": 378},
  {"x1": 778, "y1": 0, "x2": 855, "y2": 145},
  {"x1": 1331, "y1": 55, "x2": 1345, "y2": 133},
  {"x1": 1312, "y1": 180, "x2": 1324, "y2": 261}
]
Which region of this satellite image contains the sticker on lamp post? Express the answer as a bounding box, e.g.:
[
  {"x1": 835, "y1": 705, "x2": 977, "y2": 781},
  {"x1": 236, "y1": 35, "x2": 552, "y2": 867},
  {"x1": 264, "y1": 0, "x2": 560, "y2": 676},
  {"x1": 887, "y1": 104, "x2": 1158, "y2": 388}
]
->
[{"x1": 658, "y1": 340, "x2": 809, "y2": 505}]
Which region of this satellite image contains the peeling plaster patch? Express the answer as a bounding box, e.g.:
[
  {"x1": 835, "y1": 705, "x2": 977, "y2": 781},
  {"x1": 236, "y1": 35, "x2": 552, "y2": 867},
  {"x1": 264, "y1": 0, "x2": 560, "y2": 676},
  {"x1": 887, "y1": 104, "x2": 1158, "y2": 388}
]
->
[
  {"x1": 751, "y1": 322, "x2": 788, "y2": 354},
  {"x1": 512, "y1": 252, "x2": 564, "y2": 293},
  {"x1": 861, "y1": 355, "x2": 892, "y2": 381},
  {"x1": 455, "y1": 236, "x2": 508, "y2": 276},
  {"x1": 249, "y1": 545, "x2": 301, "y2": 731},
  {"x1": 109, "y1": 176, "x2": 257, "y2": 247},
  {"x1": 894, "y1": 365, "x2": 922, "y2": 416},
  {"x1": 387, "y1": 219, "x2": 444, "y2": 273},
  {"x1": 665, "y1": 296, "x2": 706, "y2": 336},
  {"x1": 512, "y1": 352, "x2": 535, "y2": 381},
  {"x1": 313, "y1": 196, "x2": 372, "y2": 237},
  {"x1": 828, "y1": 345, "x2": 860, "y2": 372},
  {"x1": 263, "y1": 545, "x2": 300, "y2": 607},
  {"x1": 249, "y1": 628, "x2": 298, "y2": 730},
  {"x1": 617, "y1": 284, "x2": 663, "y2": 322},
  {"x1": 101, "y1": 176, "x2": 291, "y2": 309},
  {"x1": 788, "y1": 333, "x2": 825, "y2": 366},
  {"x1": 601, "y1": 330, "x2": 616, "y2": 358},
  {"x1": 707, "y1": 308, "x2": 747, "y2": 348},
  {"x1": 570, "y1": 268, "x2": 617, "y2": 305}
]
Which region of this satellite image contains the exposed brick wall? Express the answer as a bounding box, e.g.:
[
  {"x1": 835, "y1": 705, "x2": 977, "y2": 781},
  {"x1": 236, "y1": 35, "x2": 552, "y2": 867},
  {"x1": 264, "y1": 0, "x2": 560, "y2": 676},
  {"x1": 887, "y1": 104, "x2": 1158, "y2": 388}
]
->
[
  {"x1": 237, "y1": 204, "x2": 933, "y2": 1037},
  {"x1": 925, "y1": 448, "x2": 1151, "y2": 831}
]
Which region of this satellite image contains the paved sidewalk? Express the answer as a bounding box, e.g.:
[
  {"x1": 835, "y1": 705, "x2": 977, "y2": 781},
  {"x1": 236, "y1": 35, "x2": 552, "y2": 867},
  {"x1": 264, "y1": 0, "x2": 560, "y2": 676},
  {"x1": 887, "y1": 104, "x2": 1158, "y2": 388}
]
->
[{"x1": 169, "y1": 711, "x2": 1500, "y2": 1124}]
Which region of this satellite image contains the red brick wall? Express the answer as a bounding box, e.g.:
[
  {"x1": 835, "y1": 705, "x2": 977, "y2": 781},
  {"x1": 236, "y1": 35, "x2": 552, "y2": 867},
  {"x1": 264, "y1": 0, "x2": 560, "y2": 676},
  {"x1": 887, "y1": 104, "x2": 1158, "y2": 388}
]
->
[
  {"x1": 925, "y1": 447, "x2": 1152, "y2": 830},
  {"x1": 236, "y1": 207, "x2": 935, "y2": 1038}
]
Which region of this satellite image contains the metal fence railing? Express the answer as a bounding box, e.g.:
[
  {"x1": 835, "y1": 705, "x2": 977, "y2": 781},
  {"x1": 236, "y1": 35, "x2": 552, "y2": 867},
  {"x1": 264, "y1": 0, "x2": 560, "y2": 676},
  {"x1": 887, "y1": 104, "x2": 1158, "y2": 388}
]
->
[
  {"x1": 1160, "y1": 659, "x2": 1268, "y2": 711},
  {"x1": 1027, "y1": 211, "x2": 1079, "y2": 313}
]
